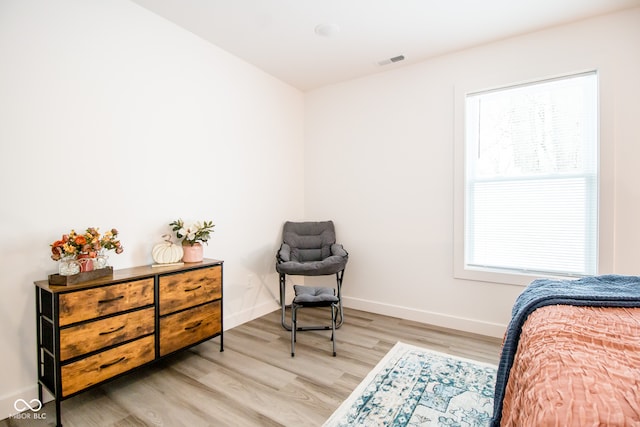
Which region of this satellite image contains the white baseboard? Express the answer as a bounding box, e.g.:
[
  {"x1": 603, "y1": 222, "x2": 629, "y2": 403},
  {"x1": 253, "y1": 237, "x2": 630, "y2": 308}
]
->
[
  {"x1": 223, "y1": 300, "x2": 280, "y2": 331},
  {"x1": 343, "y1": 296, "x2": 506, "y2": 339}
]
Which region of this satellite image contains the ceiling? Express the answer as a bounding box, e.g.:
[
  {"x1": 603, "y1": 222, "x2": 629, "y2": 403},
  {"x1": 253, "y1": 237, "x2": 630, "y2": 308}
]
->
[{"x1": 130, "y1": 0, "x2": 640, "y2": 91}]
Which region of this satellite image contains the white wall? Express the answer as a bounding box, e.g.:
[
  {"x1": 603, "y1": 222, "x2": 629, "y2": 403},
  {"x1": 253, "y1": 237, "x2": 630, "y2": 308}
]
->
[
  {"x1": 0, "y1": 0, "x2": 303, "y2": 417},
  {"x1": 304, "y1": 8, "x2": 640, "y2": 337}
]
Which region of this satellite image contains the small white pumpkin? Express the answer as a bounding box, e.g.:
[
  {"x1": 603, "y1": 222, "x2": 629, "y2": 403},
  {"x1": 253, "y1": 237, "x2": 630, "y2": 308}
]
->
[{"x1": 152, "y1": 234, "x2": 184, "y2": 264}]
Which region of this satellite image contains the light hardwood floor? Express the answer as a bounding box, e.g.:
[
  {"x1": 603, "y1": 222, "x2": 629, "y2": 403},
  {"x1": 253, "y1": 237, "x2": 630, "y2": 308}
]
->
[{"x1": 2, "y1": 307, "x2": 502, "y2": 427}]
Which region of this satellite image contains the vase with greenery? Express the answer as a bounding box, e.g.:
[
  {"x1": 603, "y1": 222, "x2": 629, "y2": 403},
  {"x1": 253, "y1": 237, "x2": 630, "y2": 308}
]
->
[{"x1": 169, "y1": 219, "x2": 214, "y2": 263}]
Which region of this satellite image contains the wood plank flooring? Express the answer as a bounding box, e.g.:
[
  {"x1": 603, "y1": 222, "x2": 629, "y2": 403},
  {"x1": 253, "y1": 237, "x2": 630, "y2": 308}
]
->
[{"x1": 2, "y1": 308, "x2": 502, "y2": 427}]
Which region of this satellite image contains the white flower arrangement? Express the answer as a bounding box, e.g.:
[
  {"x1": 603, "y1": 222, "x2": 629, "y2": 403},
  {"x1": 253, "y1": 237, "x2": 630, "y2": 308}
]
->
[{"x1": 169, "y1": 219, "x2": 215, "y2": 246}]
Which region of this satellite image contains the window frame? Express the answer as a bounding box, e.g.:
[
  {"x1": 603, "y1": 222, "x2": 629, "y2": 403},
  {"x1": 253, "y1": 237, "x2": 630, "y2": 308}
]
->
[{"x1": 453, "y1": 70, "x2": 604, "y2": 286}]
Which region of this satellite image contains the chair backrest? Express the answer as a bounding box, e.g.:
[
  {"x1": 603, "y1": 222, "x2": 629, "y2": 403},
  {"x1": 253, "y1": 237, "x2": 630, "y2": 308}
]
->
[{"x1": 282, "y1": 221, "x2": 336, "y2": 262}]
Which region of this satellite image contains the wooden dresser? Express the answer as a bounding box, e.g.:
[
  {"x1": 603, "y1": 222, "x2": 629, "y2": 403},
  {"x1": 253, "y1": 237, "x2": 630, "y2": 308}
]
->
[{"x1": 34, "y1": 259, "x2": 223, "y2": 427}]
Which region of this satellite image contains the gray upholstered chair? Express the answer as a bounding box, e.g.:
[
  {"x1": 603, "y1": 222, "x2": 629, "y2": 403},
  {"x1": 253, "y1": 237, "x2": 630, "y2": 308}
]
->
[{"x1": 276, "y1": 221, "x2": 348, "y2": 352}]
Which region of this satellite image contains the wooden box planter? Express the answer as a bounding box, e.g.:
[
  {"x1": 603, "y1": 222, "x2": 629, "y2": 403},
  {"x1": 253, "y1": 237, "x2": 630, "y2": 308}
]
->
[{"x1": 48, "y1": 267, "x2": 114, "y2": 286}]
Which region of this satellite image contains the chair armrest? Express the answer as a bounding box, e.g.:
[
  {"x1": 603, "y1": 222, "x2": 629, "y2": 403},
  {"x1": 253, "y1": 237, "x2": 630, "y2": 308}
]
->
[
  {"x1": 277, "y1": 243, "x2": 292, "y2": 262},
  {"x1": 331, "y1": 244, "x2": 348, "y2": 258}
]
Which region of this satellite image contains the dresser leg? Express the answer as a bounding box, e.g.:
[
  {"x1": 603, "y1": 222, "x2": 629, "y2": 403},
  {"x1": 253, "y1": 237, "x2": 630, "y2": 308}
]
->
[{"x1": 55, "y1": 398, "x2": 62, "y2": 427}]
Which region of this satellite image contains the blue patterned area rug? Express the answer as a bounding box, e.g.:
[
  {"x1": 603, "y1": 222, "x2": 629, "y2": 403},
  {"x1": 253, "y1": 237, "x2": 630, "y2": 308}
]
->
[{"x1": 323, "y1": 342, "x2": 497, "y2": 427}]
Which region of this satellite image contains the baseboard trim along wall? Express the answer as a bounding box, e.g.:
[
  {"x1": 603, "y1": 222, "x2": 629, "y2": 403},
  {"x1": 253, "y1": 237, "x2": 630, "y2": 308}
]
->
[
  {"x1": 223, "y1": 300, "x2": 280, "y2": 331},
  {"x1": 343, "y1": 296, "x2": 507, "y2": 339}
]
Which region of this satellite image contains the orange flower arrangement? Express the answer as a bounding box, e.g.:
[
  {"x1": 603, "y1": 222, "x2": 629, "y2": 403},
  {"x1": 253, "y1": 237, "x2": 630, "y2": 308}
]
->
[{"x1": 50, "y1": 227, "x2": 123, "y2": 261}]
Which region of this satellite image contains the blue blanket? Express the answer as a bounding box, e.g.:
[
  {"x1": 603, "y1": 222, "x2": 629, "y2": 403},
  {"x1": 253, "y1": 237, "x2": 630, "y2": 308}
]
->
[{"x1": 491, "y1": 274, "x2": 640, "y2": 427}]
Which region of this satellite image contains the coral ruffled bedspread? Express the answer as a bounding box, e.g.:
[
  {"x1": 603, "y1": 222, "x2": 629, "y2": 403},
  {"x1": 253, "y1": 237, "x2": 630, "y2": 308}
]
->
[{"x1": 500, "y1": 304, "x2": 640, "y2": 426}]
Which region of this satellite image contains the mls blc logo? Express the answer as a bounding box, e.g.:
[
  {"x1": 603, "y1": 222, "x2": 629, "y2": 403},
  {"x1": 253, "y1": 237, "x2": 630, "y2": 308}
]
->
[
  {"x1": 14, "y1": 398, "x2": 42, "y2": 412},
  {"x1": 12, "y1": 398, "x2": 46, "y2": 420}
]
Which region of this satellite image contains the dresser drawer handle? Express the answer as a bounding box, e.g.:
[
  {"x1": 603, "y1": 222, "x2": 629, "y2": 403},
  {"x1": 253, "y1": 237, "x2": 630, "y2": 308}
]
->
[
  {"x1": 100, "y1": 356, "x2": 126, "y2": 369},
  {"x1": 184, "y1": 285, "x2": 202, "y2": 292},
  {"x1": 98, "y1": 295, "x2": 124, "y2": 304},
  {"x1": 184, "y1": 320, "x2": 203, "y2": 331},
  {"x1": 98, "y1": 325, "x2": 126, "y2": 336}
]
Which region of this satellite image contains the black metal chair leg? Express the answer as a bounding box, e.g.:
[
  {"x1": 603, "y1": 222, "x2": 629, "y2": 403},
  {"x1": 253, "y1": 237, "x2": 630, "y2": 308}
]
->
[
  {"x1": 291, "y1": 303, "x2": 297, "y2": 357},
  {"x1": 331, "y1": 303, "x2": 337, "y2": 357},
  {"x1": 335, "y1": 270, "x2": 345, "y2": 328},
  {"x1": 280, "y1": 274, "x2": 293, "y2": 331}
]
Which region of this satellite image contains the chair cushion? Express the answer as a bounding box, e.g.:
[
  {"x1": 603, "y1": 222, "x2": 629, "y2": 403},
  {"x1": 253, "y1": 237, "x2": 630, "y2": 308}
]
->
[
  {"x1": 276, "y1": 254, "x2": 347, "y2": 276},
  {"x1": 293, "y1": 285, "x2": 339, "y2": 304},
  {"x1": 276, "y1": 221, "x2": 348, "y2": 276},
  {"x1": 283, "y1": 221, "x2": 336, "y2": 262}
]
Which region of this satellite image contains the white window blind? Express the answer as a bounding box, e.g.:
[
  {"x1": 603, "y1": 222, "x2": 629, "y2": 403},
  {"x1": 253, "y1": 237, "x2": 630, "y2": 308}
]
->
[{"x1": 464, "y1": 72, "x2": 598, "y2": 277}]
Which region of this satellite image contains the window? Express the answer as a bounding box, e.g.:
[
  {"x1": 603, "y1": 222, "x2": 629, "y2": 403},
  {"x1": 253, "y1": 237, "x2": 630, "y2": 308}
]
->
[{"x1": 463, "y1": 72, "x2": 598, "y2": 278}]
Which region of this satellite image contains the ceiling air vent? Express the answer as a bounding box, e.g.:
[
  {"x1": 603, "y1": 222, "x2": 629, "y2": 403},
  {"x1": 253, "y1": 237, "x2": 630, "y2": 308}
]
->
[{"x1": 377, "y1": 55, "x2": 405, "y2": 66}]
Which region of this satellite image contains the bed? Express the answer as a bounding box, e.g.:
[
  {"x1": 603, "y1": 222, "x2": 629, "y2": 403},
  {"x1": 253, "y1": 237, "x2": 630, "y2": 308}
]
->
[{"x1": 491, "y1": 275, "x2": 640, "y2": 426}]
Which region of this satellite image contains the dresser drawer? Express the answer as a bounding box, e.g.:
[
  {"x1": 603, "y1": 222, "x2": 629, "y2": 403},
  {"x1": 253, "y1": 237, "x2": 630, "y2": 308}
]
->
[
  {"x1": 60, "y1": 307, "x2": 155, "y2": 361},
  {"x1": 159, "y1": 266, "x2": 221, "y2": 316},
  {"x1": 61, "y1": 335, "x2": 155, "y2": 397},
  {"x1": 59, "y1": 279, "x2": 154, "y2": 326},
  {"x1": 159, "y1": 300, "x2": 221, "y2": 356}
]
